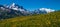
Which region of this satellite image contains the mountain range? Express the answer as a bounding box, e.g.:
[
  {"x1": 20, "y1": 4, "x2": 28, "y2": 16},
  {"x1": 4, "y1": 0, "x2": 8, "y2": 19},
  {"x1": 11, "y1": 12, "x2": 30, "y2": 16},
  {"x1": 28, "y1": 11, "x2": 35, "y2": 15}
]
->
[
  {"x1": 0, "y1": 3, "x2": 60, "y2": 27},
  {"x1": 0, "y1": 9, "x2": 60, "y2": 27},
  {"x1": 0, "y1": 3, "x2": 55, "y2": 19}
]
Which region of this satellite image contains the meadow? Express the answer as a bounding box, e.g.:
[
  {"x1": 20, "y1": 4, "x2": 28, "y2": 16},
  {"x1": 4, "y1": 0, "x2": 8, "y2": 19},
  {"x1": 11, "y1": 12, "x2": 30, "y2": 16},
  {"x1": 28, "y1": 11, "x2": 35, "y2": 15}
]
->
[{"x1": 0, "y1": 11, "x2": 60, "y2": 27}]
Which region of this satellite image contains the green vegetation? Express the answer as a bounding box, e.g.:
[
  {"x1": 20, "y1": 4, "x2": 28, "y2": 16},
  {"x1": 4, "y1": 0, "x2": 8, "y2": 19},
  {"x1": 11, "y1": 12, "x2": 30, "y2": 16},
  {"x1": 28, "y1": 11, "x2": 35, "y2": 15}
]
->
[{"x1": 0, "y1": 11, "x2": 60, "y2": 27}]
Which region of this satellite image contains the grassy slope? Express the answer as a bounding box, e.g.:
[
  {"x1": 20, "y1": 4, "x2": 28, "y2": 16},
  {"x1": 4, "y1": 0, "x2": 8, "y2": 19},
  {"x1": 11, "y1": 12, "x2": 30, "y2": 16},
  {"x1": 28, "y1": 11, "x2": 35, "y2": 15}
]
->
[{"x1": 0, "y1": 11, "x2": 60, "y2": 27}]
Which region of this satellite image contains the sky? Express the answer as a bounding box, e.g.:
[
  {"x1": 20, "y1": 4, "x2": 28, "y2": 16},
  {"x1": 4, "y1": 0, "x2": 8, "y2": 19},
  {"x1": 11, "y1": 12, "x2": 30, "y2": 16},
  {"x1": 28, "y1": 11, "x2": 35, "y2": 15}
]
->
[{"x1": 0, "y1": 0, "x2": 60, "y2": 11}]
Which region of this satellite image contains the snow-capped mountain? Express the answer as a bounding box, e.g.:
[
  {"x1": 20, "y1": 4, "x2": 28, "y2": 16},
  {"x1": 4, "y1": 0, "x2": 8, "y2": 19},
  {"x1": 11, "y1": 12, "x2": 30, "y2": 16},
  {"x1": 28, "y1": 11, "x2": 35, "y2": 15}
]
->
[
  {"x1": 10, "y1": 3, "x2": 23, "y2": 10},
  {"x1": 39, "y1": 8, "x2": 55, "y2": 13},
  {"x1": 0, "y1": 3, "x2": 30, "y2": 19},
  {"x1": 9, "y1": 3, "x2": 30, "y2": 15},
  {"x1": 0, "y1": 3, "x2": 56, "y2": 19},
  {"x1": 0, "y1": 3, "x2": 55, "y2": 15},
  {"x1": 33, "y1": 8, "x2": 55, "y2": 14}
]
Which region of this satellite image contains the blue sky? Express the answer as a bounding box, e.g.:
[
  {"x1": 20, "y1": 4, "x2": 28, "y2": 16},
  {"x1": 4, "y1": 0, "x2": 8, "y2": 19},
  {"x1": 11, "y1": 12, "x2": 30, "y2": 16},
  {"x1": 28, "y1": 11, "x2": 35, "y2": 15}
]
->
[{"x1": 0, "y1": 0, "x2": 60, "y2": 11}]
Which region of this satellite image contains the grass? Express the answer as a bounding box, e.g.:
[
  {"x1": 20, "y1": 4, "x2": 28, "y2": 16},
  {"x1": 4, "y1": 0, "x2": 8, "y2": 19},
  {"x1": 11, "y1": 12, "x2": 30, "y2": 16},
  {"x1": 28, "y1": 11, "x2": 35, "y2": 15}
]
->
[{"x1": 0, "y1": 11, "x2": 60, "y2": 27}]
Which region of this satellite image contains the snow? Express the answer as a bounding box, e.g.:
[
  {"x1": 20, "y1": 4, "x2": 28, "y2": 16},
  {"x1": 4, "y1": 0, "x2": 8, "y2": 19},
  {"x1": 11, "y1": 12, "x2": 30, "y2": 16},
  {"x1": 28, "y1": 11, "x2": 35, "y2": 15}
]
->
[
  {"x1": 11, "y1": 3, "x2": 15, "y2": 7},
  {"x1": 12, "y1": 8, "x2": 18, "y2": 10},
  {"x1": 39, "y1": 8, "x2": 55, "y2": 13},
  {"x1": 18, "y1": 8, "x2": 25, "y2": 11}
]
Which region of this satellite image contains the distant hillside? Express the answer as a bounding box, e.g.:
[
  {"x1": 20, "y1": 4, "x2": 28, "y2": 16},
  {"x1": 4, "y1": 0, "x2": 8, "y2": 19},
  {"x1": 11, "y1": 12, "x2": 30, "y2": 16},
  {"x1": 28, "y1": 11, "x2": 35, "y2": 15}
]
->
[{"x1": 0, "y1": 11, "x2": 60, "y2": 27}]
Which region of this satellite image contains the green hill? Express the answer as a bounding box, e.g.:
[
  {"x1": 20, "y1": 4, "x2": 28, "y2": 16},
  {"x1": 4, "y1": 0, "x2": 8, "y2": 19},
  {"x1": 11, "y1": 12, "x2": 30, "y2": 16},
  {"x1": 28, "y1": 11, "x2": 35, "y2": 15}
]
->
[{"x1": 0, "y1": 11, "x2": 60, "y2": 27}]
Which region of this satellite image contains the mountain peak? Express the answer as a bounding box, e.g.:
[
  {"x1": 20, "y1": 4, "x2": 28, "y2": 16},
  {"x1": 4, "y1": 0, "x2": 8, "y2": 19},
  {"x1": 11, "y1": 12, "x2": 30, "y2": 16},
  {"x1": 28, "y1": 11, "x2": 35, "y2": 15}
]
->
[
  {"x1": 39, "y1": 8, "x2": 55, "y2": 13},
  {"x1": 9, "y1": 3, "x2": 15, "y2": 8},
  {"x1": 12, "y1": 3, "x2": 15, "y2": 6},
  {"x1": 9, "y1": 3, "x2": 19, "y2": 10}
]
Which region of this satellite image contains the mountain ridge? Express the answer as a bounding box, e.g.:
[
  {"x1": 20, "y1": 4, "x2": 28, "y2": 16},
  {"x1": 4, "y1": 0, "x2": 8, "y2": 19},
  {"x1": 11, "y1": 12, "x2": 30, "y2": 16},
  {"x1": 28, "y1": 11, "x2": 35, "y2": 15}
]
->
[{"x1": 0, "y1": 3, "x2": 55, "y2": 19}]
